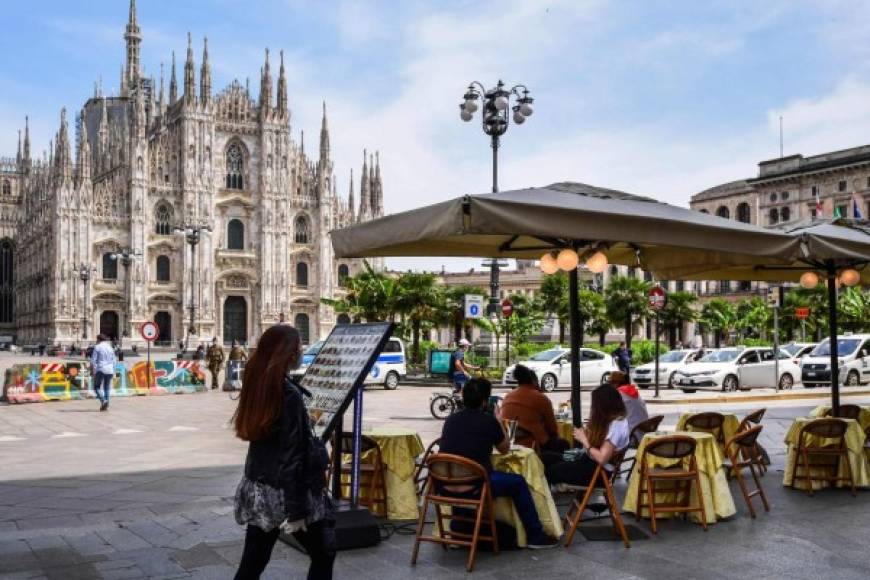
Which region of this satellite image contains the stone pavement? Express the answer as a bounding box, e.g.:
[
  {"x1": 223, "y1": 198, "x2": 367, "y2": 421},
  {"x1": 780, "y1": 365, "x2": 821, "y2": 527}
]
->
[{"x1": 1, "y1": 381, "x2": 868, "y2": 579}]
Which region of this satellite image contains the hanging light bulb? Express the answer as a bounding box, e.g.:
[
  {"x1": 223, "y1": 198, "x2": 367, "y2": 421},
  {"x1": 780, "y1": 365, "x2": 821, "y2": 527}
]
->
[
  {"x1": 585, "y1": 251, "x2": 609, "y2": 274},
  {"x1": 540, "y1": 253, "x2": 559, "y2": 274},
  {"x1": 556, "y1": 248, "x2": 579, "y2": 271},
  {"x1": 799, "y1": 271, "x2": 819, "y2": 289},
  {"x1": 839, "y1": 268, "x2": 860, "y2": 287}
]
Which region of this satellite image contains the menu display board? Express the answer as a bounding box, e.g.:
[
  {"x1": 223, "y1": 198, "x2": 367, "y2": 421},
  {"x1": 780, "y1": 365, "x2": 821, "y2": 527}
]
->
[{"x1": 300, "y1": 322, "x2": 394, "y2": 441}]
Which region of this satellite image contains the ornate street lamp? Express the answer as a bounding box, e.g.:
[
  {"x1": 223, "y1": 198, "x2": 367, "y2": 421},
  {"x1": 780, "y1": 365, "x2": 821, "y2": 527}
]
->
[
  {"x1": 72, "y1": 263, "x2": 97, "y2": 340},
  {"x1": 460, "y1": 79, "x2": 534, "y2": 315},
  {"x1": 110, "y1": 248, "x2": 142, "y2": 346},
  {"x1": 174, "y1": 223, "x2": 212, "y2": 350}
]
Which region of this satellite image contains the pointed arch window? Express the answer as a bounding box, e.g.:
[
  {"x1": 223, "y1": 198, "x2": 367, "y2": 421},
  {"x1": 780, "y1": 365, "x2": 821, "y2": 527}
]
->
[
  {"x1": 102, "y1": 253, "x2": 118, "y2": 280},
  {"x1": 294, "y1": 215, "x2": 310, "y2": 244},
  {"x1": 155, "y1": 202, "x2": 173, "y2": 235},
  {"x1": 156, "y1": 255, "x2": 171, "y2": 282},
  {"x1": 295, "y1": 313, "x2": 310, "y2": 344},
  {"x1": 338, "y1": 264, "x2": 350, "y2": 287},
  {"x1": 1, "y1": 180, "x2": 10, "y2": 196},
  {"x1": 228, "y1": 219, "x2": 244, "y2": 250},
  {"x1": 226, "y1": 142, "x2": 244, "y2": 190},
  {"x1": 296, "y1": 262, "x2": 309, "y2": 287}
]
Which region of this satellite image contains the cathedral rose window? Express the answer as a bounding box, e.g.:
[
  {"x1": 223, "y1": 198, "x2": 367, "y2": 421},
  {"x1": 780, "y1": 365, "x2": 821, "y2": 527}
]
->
[{"x1": 155, "y1": 202, "x2": 173, "y2": 235}]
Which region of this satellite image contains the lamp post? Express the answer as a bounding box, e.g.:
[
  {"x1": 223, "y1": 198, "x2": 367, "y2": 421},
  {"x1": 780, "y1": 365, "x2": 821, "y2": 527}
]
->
[
  {"x1": 460, "y1": 79, "x2": 534, "y2": 316},
  {"x1": 109, "y1": 248, "x2": 142, "y2": 347},
  {"x1": 72, "y1": 263, "x2": 97, "y2": 340},
  {"x1": 174, "y1": 223, "x2": 212, "y2": 351}
]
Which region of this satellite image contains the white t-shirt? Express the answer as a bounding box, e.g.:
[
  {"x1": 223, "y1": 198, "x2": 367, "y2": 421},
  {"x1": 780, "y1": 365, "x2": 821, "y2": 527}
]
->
[{"x1": 603, "y1": 418, "x2": 630, "y2": 471}]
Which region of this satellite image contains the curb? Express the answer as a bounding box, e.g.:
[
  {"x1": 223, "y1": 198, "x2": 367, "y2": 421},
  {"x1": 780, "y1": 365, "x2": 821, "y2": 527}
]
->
[{"x1": 645, "y1": 388, "x2": 870, "y2": 405}]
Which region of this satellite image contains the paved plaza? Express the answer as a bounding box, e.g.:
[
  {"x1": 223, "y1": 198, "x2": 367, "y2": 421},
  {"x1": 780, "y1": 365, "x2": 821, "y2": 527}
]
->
[{"x1": 1, "y1": 362, "x2": 869, "y2": 579}]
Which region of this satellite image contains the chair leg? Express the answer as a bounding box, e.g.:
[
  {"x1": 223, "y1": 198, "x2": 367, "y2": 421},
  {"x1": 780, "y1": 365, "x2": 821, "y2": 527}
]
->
[
  {"x1": 841, "y1": 450, "x2": 857, "y2": 497},
  {"x1": 411, "y1": 494, "x2": 431, "y2": 566},
  {"x1": 748, "y1": 461, "x2": 770, "y2": 512},
  {"x1": 564, "y1": 475, "x2": 598, "y2": 548},
  {"x1": 645, "y1": 477, "x2": 658, "y2": 535},
  {"x1": 433, "y1": 504, "x2": 448, "y2": 551},
  {"x1": 603, "y1": 477, "x2": 630, "y2": 549},
  {"x1": 801, "y1": 449, "x2": 814, "y2": 497},
  {"x1": 693, "y1": 472, "x2": 708, "y2": 531},
  {"x1": 466, "y1": 500, "x2": 485, "y2": 573},
  {"x1": 733, "y1": 464, "x2": 756, "y2": 519},
  {"x1": 788, "y1": 444, "x2": 800, "y2": 490},
  {"x1": 486, "y1": 489, "x2": 499, "y2": 555}
]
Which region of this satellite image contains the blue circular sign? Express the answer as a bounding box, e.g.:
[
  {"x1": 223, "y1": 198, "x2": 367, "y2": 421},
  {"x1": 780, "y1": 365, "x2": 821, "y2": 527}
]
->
[
  {"x1": 370, "y1": 365, "x2": 380, "y2": 378},
  {"x1": 470, "y1": 304, "x2": 480, "y2": 316}
]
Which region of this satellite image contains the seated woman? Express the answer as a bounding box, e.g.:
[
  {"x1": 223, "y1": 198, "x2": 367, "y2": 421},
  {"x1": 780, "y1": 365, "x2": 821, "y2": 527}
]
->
[{"x1": 545, "y1": 385, "x2": 629, "y2": 486}]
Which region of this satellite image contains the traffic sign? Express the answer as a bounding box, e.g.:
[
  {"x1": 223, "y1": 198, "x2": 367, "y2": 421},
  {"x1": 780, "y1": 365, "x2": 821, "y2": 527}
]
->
[
  {"x1": 795, "y1": 307, "x2": 810, "y2": 320},
  {"x1": 464, "y1": 294, "x2": 484, "y2": 319},
  {"x1": 648, "y1": 286, "x2": 667, "y2": 311},
  {"x1": 501, "y1": 298, "x2": 513, "y2": 317},
  {"x1": 140, "y1": 321, "x2": 159, "y2": 342},
  {"x1": 767, "y1": 286, "x2": 784, "y2": 308}
]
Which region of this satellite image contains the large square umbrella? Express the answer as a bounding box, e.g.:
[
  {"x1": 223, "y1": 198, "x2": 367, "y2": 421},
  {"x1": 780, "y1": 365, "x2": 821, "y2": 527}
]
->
[{"x1": 333, "y1": 182, "x2": 810, "y2": 424}]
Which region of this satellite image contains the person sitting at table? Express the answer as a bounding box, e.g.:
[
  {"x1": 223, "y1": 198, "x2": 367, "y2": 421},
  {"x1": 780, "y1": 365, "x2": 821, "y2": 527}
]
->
[
  {"x1": 439, "y1": 380, "x2": 560, "y2": 549},
  {"x1": 471, "y1": 377, "x2": 501, "y2": 415},
  {"x1": 609, "y1": 370, "x2": 649, "y2": 431},
  {"x1": 501, "y1": 365, "x2": 569, "y2": 455},
  {"x1": 545, "y1": 385, "x2": 629, "y2": 486}
]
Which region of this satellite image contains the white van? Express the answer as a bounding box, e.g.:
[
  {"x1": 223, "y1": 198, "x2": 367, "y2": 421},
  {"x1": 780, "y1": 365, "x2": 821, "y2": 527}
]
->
[
  {"x1": 291, "y1": 337, "x2": 407, "y2": 390},
  {"x1": 801, "y1": 334, "x2": 870, "y2": 388}
]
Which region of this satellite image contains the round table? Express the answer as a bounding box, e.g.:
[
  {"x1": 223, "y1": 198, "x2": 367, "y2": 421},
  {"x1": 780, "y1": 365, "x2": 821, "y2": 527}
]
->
[
  {"x1": 782, "y1": 417, "x2": 870, "y2": 491},
  {"x1": 557, "y1": 420, "x2": 575, "y2": 447},
  {"x1": 361, "y1": 427, "x2": 424, "y2": 520},
  {"x1": 676, "y1": 412, "x2": 740, "y2": 454},
  {"x1": 623, "y1": 431, "x2": 736, "y2": 524},
  {"x1": 810, "y1": 405, "x2": 870, "y2": 432}
]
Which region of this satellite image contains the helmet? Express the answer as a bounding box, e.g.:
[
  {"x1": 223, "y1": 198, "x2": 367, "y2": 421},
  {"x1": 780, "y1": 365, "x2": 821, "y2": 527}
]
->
[{"x1": 458, "y1": 338, "x2": 471, "y2": 347}]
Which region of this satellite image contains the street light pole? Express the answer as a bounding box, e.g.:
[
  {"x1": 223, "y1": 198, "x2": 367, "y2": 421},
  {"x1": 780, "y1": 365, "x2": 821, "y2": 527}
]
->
[
  {"x1": 110, "y1": 248, "x2": 142, "y2": 348},
  {"x1": 174, "y1": 223, "x2": 211, "y2": 352},
  {"x1": 72, "y1": 263, "x2": 96, "y2": 340}
]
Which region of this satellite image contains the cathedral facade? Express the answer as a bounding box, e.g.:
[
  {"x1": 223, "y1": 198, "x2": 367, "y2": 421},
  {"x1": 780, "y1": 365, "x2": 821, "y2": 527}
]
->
[{"x1": 0, "y1": 1, "x2": 384, "y2": 347}]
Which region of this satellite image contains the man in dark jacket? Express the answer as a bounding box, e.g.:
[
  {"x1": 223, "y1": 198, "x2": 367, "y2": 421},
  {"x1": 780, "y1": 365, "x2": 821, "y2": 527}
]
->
[{"x1": 613, "y1": 342, "x2": 632, "y2": 374}]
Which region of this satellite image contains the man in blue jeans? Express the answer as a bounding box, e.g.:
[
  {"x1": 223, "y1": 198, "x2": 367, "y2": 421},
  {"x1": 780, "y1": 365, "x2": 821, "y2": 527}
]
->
[
  {"x1": 438, "y1": 380, "x2": 559, "y2": 548},
  {"x1": 90, "y1": 334, "x2": 117, "y2": 411}
]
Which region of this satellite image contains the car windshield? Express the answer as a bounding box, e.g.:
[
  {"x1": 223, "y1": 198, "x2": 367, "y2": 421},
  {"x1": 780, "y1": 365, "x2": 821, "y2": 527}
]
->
[
  {"x1": 811, "y1": 338, "x2": 861, "y2": 357},
  {"x1": 659, "y1": 351, "x2": 687, "y2": 363},
  {"x1": 699, "y1": 350, "x2": 741, "y2": 363},
  {"x1": 304, "y1": 341, "x2": 324, "y2": 356},
  {"x1": 529, "y1": 349, "x2": 565, "y2": 362},
  {"x1": 781, "y1": 344, "x2": 802, "y2": 356}
]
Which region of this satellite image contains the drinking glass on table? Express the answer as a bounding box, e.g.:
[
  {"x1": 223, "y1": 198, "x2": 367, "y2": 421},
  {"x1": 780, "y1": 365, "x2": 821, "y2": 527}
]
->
[{"x1": 507, "y1": 419, "x2": 518, "y2": 446}]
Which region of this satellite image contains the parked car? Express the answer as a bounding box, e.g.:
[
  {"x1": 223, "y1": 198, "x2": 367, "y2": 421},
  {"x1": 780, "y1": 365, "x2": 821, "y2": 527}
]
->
[
  {"x1": 289, "y1": 337, "x2": 407, "y2": 390},
  {"x1": 781, "y1": 342, "x2": 817, "y2": 364},
  {"x1": 631, "y1": 349, "x2": 704, "y2": 389},
  {"x1": 801, "y1": 334, "x2": 870, "y2": 388},
  {"x1": 673, "y1": 346, "x2": 800, "y2": 393},
  {"x1": 503, "y1": 347, "x2": 618, "y2": 392}
]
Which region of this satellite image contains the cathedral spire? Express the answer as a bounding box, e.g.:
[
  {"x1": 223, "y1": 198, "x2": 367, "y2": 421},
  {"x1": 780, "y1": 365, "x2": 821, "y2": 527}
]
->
[
  {"x1": 359, "y1": 149, "x2": 370, "y2": 218},
  {"x1": 200, "y1": 37, "x2": 211, "y2": 105},
  {"x1": 320, "y1": 101, "x2": 330, "y2": 160},
  {"x1": 23, "y1": 116, "x2": 31, "y2": 164},
  {"x1": 277, "y1": 50, "x2": 288, "y2": 115},
  {"x1": 124, "y1": 0, "x2": 142, "y2": 93},
  {"x1": 184, "y1": 32, "x2": 196, "y2": 103},
  {"x1": 259, "y1": 48, "x2": 273, "y2": 113},
  {"x1": 158, "y1": 62, "x2": 165, "y2": 111},
  {"x1": 348, "y1": 168, "x2": 355, "y2": 222},
  {"x1": 56, "y1": 108, "x2": 72, "y2": 176},
  {"x1": 169, "y1": 51, "x2": 178, "y2": 104},
  {"x1": 16, "y1": 129, "x2": 21, "y2": 165},
  {"x1": 77, "y1": 109, "x2": 92, "y2": 184}
]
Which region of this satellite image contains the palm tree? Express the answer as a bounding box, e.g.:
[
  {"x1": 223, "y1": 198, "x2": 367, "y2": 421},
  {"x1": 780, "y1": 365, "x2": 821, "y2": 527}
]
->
[
  {"x1": 839, "y1": 287, "x2": 870, "y2": 332},
  {"x1": 392, "y1": 272, "x2": 442, "y2": 364},
  {"x1": 658, "y1": 291, "x2": 698, "y2": 348},
  {"x1": 784, "y1": 286, "x2": 828, "y2": 341},
  {"x1": 699, "y1": 299, "x2": 737, "y2": 347},
  {"x1": 442, "y1": 284, "x2": 488, "y2": 343},
  {"x1": 736, "y1": 297, "x2": 772, "y2": 341},
  {"x1": 537, "y1": 273, "x2": 569, "y2": 343},
  {"x1": 605, "y1": 275, "x2": 652, "y2": 348},
  {"x1": 320, "y1": 260, "x2": 397, "y2": 322}
]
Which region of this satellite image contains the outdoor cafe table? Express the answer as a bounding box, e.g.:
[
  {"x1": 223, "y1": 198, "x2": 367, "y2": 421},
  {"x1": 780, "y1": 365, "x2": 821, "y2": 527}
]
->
[
  {"x1": 676, "y1": 412, "x2": 741, "y2": 454},
  {"x1": 810, "y1": 405, "x2": 870, "y2": 431},
  {"x1": 491, "y1": 446, "x2": 564, "y2": 547},
  {"x1": 557, "y1": 419, "x2": 575, "y2": 447},
  {"x1": 623, "y1": 431, "x2": 737, "y2": 525},
  {"x1": 782, "y1": 417, "x2": 870, "y2": 491},
  {"x1": 361, "y1": 427, "x2": 424, "y2": 520}
]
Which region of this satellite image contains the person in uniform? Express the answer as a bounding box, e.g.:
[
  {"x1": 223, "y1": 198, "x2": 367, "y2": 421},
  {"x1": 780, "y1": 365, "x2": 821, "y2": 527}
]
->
[
  {"x1": 227, "y1": 340, "x2": 248, "y2": 391},
  {"x1": 206, "y1": 338, "x2": 225, "y2": 390}
]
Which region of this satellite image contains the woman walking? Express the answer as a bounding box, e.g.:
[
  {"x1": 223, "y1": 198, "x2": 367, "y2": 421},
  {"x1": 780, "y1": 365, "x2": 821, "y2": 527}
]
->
[{"x1": 232, "y1": 325, "x2": 335, "y2": 580}]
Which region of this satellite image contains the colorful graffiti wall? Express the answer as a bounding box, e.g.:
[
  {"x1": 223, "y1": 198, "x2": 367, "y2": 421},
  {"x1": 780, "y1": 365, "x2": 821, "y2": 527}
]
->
[{"x1": 2, "y1": 360, "x2": 206, "y2": 403}]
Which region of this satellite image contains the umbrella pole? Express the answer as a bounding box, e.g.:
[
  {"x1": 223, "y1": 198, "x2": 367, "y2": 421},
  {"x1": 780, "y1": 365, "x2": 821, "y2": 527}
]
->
[
  {"x1": 569, "y1": 267, "x2": 582, "y2": 427},
  {"x1": 826, "y1": 269, "x2": 840, "y2": 416}
]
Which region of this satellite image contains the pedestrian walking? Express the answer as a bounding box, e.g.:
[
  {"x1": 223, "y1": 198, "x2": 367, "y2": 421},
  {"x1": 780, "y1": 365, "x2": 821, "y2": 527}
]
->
[
  {"x1": 206, "y1": 338, "x2": 225, "y2": 390},
  {"x1": 227, "y1": 340, "x2": 248, "y2": 391},
  {"x1": 232, "y1": 325, "x2": 335, "y2": 580},
  {"x1": 194, "y1": 343, "x2": 205, "y2": 361},
  {"x1": 90, "y1": 334, "x2": 117, "y2": 411},
  {"x1": 613, "y1": 341, "x2": 632, "y2": 375}
]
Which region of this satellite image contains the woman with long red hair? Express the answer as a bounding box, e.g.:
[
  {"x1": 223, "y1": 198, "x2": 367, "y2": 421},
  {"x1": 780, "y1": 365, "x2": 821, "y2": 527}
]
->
[{"x1": 232, "y1": 325, "x2": 335, "y2": 580}]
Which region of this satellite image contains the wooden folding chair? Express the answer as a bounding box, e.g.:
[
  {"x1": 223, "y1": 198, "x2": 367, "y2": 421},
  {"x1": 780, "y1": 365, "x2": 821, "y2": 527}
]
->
[
  {"x1": 685, "y1": 412, "x2": 726, "y2": 448},
  {"x1": 824, "y1": 405, "x2": 861, "y2": 421},
  {"x1": 414, "y1": 438, "x2": 440, "y2": 497},
  {"x1": 411, "y1": 453, "x2": 498, "y2": 573},
  {"x1": 636, "y1": 435, "x2": 708, "y2": 534},
  {"x1": 789, "y1": 418, "x2": 856, "y2": 497},
  {"x1": 723, "y1": 426, "x2": 770, "y2": 518},
  {"x1": 738, "y1": 409, "x2": 768, "y2": 475},
  {"x1": 620, "y1": 415, "x2": 664, "y2": 477},
  {"x1": 328, "y1": 433, "x2": 389, "y2": 517},
  {"x1": 563, "y1": 449, "x2": 630, "y2": 548}
]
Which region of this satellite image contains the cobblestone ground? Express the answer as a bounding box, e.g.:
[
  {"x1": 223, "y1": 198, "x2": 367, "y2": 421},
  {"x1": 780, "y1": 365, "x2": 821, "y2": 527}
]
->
[{"x1": 1, "y1": 359, "x2": 869, "y2": 579}]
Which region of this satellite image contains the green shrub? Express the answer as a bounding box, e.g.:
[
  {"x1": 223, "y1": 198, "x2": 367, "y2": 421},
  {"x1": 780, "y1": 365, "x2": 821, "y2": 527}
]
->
[
  {"x1": 599, "y1": 341, "x2": 669, "y2": 365},
  {"x1": 513, "y1": 341, "x2": 557, "y2": 359},
  {"x1": 740, "y1": 338, "x2": 773, "y2": 347}
]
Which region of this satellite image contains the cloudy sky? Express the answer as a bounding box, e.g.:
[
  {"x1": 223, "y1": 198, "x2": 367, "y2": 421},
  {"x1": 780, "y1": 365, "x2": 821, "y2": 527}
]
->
[{"x1": 3, "y1": 0, "x2": 870, "y2": 270}]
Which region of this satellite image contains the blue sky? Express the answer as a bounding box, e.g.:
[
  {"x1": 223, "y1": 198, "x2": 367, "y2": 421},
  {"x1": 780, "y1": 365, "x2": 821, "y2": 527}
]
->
[{"x1": 3, "y1": 1, "x2": 870, "y2": 270}]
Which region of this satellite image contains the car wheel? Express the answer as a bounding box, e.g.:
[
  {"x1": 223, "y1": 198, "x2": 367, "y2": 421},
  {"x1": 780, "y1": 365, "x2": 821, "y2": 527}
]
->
[
  {"x1": 668, "y1": 372, "x2": 677, "y2": 389},
  {"x1": 778, "y1": 373, "x2": 794, "y2": 390},
  {"x1": 846, "y1": 370, "x2": 860, "y2": 387},
  {"x1": 681, "y1": 389, "x2": 697, "y2": 394},
  {"x1": 541, "y1": 373, "x2": 558, "y2": 392},
  {"x1": 722, "y1": 375, "x2": 738, "y2": 392},
  {"x1": 384, "y1": 371, "x2": 399, "y2": 390}
]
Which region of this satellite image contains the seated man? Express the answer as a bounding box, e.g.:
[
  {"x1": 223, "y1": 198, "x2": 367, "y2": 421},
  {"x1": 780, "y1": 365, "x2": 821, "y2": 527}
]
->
[
  {"x1": 501, "y1": 365, "x2": 569, "y2": 454},
  {"x1": 610, "y1": 371, "x2": 648, "y2": 431},
  {"x1": 439, "y1": 380, "x2": 559, "y2": 549}
]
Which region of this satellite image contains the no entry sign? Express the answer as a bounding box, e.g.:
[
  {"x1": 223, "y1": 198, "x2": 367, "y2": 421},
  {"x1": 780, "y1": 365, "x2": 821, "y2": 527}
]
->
[
  {"x1": 648, "y1": 286, "x2": 667, "y2": 311},
  {"x1": 140, "y1": 321, "x2": 159, "y2": 342},
  {"x1": 501, "y1": 298, "x2": 513, "y2": 317},
  {"x1": 795, "y1": 307, "x2": 810, "y2": 320}
]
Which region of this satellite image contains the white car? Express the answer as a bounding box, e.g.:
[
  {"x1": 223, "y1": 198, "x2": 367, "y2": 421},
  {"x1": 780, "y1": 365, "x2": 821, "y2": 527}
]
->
[
  {"x1": 673, "y1": 347, "x2": 800, "y2": 393},
  {"x1": 631, "y1": 349, "x2": 704, "y2": 389},
  {"x1": 290, "y1": 337, "x2": 407, "y2": 390},
  {"x1": 801, "y1": 334, "x2": 870, "y2": 388},
  {"x1": 503, "y1": 347, "x2": 618, "y2": 392}
]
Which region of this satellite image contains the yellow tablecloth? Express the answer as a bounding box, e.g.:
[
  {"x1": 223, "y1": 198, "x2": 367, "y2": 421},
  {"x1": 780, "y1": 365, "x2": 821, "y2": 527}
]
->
[
  {"x1": 623, "y1": 431, "x2": 736, "y2": 524},
  {"x1": 810, "y1": 405, "x2": 870, "y2": 432},
  {"x1": 359, "y1": 427, "x2": 424, "y2": 520},
  {"x1": 491, "y1": 447, "x2": 564, "y2": 546},
  {"x1": 676, "y1": 412, "x2": 740, "y2": 454},
  {"x1": 782, "y1": 417, "x2": 870, "y2": 490},
  {"x1": 557, "y1": 420, "x2": 575, "y2": 447}
]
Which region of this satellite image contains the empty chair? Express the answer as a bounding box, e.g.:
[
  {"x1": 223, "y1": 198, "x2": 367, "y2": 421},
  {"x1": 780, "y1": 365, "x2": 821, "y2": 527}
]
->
[
  {"x1": 789, "y1": 418, "x2": 856, "y2": 497},
  {"x1": 636, "y1": 435, "x2": 708, "y2": 534},
  {"x1": 563, "y1": 449, "x2": 630, "y2": 548},
  {"x1": 723, "y1": 426, "x2": 770, "y2": 518},
  {"x1": 739, "y1": 408, "x2": 766, "y2": 430},
  {"x1": 411, "y1": 453, "x2": 498, "y2": 573},
  {"x1": 685, "y1": 412, "x2": 726, "y2": 447},
  {"x1": 738, "y1": 408, "x2": 768, "y2": 474},
  {"x1": 328, "y1": 433, "x2": 389, "y2": 517},
  {"x1": 414, "y1": 438, "x2": 440, "y2": 497},
  {"x1": 824, "y1": 405, "x2": 861, "y2": 421},
  {"x1": 620, "y1": 415, "x2": 664, "y2": 477}
]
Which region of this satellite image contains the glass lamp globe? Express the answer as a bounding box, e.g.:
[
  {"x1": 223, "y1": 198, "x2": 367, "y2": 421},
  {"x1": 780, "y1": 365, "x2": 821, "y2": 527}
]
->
[
  {"x1": 494, "y1": 95, "x2": 509, "y2": 111},
  {"x1": 556, "y1": 248, "x2": 579, "y2": 271},
  {"x1": 799, "y1": 271, "x2": 819, "y2": 289},
  {"x1": 839, "y1": 268, "x2": 860, "y2": 287},
  {"x1": 520, "y1": 102, "x2": 534, "y2": 116},
  {"x1": 585, "y1": 251, "x2": 609, "y2": 274},
  {"x1": 540, "y1": 253, "x2": 559, "y2": 275},
  {"x1": 513, "y1": 111, "x2": 525, "y2": 124},
  {"x1": 464, "y1": 99, "x2": 478, "y2": 113},
  {"x1": 460, "y1": 107, "x2": 473, "y2": 122}
]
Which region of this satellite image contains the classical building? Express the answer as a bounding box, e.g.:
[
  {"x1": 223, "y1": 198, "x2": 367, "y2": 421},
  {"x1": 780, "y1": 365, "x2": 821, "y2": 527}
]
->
[{"x1": 0, "y1": 1, "x2": 384, "y2": 347}]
